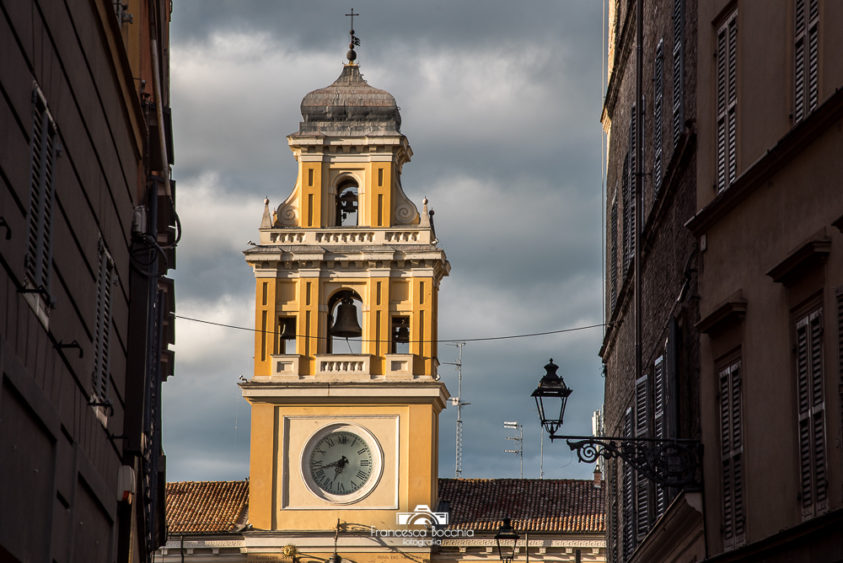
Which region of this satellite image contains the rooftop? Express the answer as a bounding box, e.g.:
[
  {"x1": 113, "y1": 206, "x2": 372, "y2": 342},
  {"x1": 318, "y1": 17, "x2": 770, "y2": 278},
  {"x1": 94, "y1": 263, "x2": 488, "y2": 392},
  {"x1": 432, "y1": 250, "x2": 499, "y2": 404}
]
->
[{"x1": 164, "y1": 478, "x2": 604, "y2": 535}]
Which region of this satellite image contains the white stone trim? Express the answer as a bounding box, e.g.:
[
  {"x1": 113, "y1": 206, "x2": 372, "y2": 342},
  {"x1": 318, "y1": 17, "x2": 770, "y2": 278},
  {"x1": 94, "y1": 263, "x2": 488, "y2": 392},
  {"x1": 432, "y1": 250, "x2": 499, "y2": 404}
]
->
[{"x1": 240, "y1": 382, "x2": 449, "y2": 408}]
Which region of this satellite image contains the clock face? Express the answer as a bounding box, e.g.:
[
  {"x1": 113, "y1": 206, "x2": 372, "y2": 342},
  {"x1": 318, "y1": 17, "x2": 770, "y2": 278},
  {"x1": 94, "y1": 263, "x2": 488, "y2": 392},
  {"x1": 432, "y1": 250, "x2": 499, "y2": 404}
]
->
[{"x1": 302, "y1": 424, "x2": 383, "y2": 503}]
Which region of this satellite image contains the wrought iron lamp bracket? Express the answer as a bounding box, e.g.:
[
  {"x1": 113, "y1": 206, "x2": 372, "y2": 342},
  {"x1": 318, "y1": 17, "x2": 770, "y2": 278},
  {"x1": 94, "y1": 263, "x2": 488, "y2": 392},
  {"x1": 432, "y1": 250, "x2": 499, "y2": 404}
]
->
[{"x1": 551, "y1": 434, "x2": 702, "y2": 488}]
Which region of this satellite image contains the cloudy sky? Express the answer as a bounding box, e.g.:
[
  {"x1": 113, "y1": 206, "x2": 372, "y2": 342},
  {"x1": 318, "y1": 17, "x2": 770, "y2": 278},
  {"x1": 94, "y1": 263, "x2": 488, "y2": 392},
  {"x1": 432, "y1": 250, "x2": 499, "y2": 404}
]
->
[{"x1": 164, "y1": 1, "x2": 607, "y2": 483}]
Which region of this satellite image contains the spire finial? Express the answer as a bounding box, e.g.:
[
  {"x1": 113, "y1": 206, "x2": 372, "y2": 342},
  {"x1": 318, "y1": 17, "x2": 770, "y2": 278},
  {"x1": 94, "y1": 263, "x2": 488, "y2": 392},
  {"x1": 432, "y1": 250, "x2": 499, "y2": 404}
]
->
[{"x1": 345, "y1": 9, "x2": 360, "y2": 63}]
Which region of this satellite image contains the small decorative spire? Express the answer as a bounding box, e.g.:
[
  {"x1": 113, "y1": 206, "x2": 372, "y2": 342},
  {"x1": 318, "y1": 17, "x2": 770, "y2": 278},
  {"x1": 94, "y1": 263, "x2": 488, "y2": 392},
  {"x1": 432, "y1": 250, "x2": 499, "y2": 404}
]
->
[
  {"x1": 260, "y1": 197, "x2": 272, "y2": 229},
  {"x1": 345, "y1": 9, "x2": 360, "y2": 63},
  {"x1": 420, "y1": 197, "x2": 430, "y2": 227}
]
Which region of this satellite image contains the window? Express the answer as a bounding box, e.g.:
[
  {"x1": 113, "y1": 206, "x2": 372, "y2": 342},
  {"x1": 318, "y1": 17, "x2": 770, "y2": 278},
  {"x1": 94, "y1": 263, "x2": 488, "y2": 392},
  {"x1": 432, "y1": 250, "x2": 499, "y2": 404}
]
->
[
  {"x1": 26, "y1": 87, "x2": 58, "y2": 295},
  {"x1": 92, "y1": 239, "x2": 114, "y2": 401},
  {"x1": 653, "y1": 355, "x2": 668, "y2": 518},
  {"x1": 610, "y1": 195, "x2": 618, "y2": 311},
  {"x1": 795, "y1": 308, "x2": 827, "y2": 519},
  {"x1": 608, "y1": 459, "x2": 619, "y2": 563},
  {"x1": 716, "y1": 12, "x2": 738, "y2": 192},
  {"x1": 622, "y1": 103, "x2": 639, "y2": 273},
  {"x1": 719, "y1": 358, "x2": 745, "y2": 549},
  {"x1": 653, "y1": 41, "x2": 665, "y2": 192},
  {"x1": 671, "y1": 0, "x2": 685, "y2": 147},
  {"x1": 634, "y1": 375, "x2": 651, "y2": 541},
  {"x1": 621, "y1": 408, "x2": 635, "y2": 561},
  {"x1": 793, "y1": 0, "x2": 819, "y2": 123},
  {"x1": 622, "y1": 152, "x2": 634, "y2": 272}
]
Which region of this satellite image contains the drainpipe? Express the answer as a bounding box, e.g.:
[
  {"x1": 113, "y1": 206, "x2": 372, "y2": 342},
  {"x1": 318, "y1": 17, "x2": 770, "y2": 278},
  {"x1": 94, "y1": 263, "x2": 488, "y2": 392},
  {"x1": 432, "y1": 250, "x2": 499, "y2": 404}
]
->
[{"x1": 635, "y1": 0, "x2": 644, "y2": 386}]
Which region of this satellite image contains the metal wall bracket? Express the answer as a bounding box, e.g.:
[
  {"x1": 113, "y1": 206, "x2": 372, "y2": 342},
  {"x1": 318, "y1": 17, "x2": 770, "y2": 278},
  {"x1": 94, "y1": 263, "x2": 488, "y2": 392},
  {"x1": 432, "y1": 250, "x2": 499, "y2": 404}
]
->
[{"x1": 551, "y1": 434, "x2": 702, "y2": 488}]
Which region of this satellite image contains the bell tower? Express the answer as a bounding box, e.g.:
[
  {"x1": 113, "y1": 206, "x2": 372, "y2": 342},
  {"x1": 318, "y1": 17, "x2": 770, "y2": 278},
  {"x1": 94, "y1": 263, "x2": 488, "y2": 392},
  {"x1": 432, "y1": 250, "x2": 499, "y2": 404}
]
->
[{"x1": 240, "y1": 31, "x2": 450, "y2": 535}]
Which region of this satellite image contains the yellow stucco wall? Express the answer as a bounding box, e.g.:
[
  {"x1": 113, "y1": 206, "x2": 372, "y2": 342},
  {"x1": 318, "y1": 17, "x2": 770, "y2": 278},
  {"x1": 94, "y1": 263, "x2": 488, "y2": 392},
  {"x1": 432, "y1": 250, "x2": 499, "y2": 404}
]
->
[{"x1": 245, "y1": 401, "x2": 441, "y2": 531}]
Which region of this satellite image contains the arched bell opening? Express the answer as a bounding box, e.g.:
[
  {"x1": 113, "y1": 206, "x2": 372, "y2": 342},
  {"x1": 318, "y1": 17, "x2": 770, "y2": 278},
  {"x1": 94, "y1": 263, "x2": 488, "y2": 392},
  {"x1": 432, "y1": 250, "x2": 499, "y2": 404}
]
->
[
  {"x1": 391, "y1": 316, "x2": 410, "y2": 354},
  {"x1": 335, "y1": 177, "x2": 359, "y2": 227},
  {"x1": 327, "y1": 289, "x2": 363, "y2": 354}
]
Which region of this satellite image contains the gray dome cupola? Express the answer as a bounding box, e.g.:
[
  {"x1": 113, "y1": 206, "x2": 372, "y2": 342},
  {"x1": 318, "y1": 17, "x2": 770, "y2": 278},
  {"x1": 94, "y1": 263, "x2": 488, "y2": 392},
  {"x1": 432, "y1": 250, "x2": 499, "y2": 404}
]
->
[{"x1": 298, "y1": 65, "x2": 402, "y2": 136}]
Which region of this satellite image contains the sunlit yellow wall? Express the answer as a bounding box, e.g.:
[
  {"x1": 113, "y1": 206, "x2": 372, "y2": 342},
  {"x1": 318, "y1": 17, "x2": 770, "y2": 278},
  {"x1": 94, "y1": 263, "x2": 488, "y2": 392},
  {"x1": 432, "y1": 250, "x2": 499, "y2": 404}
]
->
[
  {"x1": 245, "y1": 401, "x2": 441, "y2": 531},
  {"x1": 300, "y1": 162, "x2": 323, "y2": 227}
]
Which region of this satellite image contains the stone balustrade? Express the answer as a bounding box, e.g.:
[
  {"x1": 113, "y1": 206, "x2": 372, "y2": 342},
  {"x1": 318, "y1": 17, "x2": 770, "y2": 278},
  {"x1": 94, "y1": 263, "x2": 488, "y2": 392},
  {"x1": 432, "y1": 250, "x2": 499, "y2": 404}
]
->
[
  {"x1": 260, "y1": 227, "x2": 431, "y2": 246},
  {"x1": 254, "y1": 353, "x2": 432, "y2": 381}
]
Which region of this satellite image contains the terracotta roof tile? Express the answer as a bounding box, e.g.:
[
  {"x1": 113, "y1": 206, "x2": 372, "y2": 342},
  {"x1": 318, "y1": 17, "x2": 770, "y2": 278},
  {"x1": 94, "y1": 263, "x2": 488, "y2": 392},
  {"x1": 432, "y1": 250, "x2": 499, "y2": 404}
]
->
[
  {"x1": 165, "y1": 481, "x2": 248, "y2": 534},
  {"x1": 164, "y1": 478, "x2": 604, "y2": 535},
  {"x1": 438, "y1": 478, "x2": 605, "y2": 534}
]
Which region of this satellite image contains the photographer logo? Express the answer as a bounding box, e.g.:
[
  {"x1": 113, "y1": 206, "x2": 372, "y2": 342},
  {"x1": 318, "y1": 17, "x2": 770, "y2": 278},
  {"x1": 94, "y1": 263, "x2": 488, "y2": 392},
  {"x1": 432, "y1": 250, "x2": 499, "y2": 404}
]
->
[{"x1": 395, "y1": 504, "x2": 449, "y2": 526}]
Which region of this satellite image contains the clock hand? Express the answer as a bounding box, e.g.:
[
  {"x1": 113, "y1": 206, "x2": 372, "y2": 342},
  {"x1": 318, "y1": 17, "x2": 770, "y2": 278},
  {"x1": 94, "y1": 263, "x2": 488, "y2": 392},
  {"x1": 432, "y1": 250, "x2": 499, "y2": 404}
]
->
[{"x1": 333, "y1": 455, "x2": 350, "y2": 478}]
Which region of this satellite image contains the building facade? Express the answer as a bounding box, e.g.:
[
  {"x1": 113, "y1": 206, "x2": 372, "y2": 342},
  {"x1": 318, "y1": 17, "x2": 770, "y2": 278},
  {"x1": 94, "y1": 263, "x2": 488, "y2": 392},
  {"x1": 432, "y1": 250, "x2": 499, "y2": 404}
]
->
[
  {"x1": 690, "y1": 1, "x2": 843, "y2": 560},
  {"x1": 0, "y1": 1, "x2": 176, "y2": 562},
  {"x1": 602, "y1": 0, "x2": 843, "y2": 561},
  {"x1": 600, "y1": 0, "x2": 703, "y2": 561}
]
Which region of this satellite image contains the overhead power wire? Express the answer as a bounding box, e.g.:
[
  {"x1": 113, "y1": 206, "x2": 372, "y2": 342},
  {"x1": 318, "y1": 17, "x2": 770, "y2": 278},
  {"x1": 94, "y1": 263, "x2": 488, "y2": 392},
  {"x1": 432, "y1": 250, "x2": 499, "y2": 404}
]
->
[{"x1": 173, "y1": 313, "x2": 606, "y2": 345}]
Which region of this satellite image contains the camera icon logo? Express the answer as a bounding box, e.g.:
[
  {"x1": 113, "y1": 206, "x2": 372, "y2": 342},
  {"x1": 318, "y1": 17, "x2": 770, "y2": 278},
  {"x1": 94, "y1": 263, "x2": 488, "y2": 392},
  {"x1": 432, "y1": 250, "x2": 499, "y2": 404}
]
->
[{"x1": 396, "y1": 504, "x2": 449, "y2": 526}]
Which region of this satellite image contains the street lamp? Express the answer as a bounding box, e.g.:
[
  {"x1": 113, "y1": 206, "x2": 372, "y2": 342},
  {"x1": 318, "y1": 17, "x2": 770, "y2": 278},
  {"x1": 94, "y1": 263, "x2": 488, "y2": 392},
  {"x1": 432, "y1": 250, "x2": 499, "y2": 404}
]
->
[
  {"x1": 494, "y1": 517, "x2": 520, "y2": 563},
  {"x1": 530, "y1": 359, "x2": 572, "y2": 437},
  {"x1": 530, "y1": 360, "x2": 701, "y2": 488}
]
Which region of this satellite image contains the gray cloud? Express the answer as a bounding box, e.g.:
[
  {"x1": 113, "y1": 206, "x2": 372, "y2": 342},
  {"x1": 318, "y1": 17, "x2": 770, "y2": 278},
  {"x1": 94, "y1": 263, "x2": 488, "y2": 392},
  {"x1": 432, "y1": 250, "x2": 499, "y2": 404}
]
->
[{"x1": 164, "y1": 1, "x2": 606, "y2": 483}]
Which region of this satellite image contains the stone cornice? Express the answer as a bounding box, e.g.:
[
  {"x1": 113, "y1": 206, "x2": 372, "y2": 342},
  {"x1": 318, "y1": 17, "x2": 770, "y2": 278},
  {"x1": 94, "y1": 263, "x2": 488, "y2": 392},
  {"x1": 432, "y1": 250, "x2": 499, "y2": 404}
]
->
[
  {"x1": 239, "y1": 380, "x2": 450, "y2": 410},
  {"x1": 696, "y1": 292, "x2": 746, "y2": 335},
  {"x1": 766, "y1": 231, "x2": 831, "y2": 285}
]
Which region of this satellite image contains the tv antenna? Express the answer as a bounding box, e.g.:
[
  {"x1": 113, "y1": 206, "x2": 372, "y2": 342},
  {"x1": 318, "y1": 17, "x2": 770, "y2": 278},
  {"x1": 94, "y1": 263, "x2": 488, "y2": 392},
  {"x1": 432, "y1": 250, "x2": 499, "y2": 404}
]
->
[
  {"x1": 444, "y1": 342, "x2": 468, "y2": 477},
  {"x1": 504, "y1": 421, "x2": 524, "y2": 478}
]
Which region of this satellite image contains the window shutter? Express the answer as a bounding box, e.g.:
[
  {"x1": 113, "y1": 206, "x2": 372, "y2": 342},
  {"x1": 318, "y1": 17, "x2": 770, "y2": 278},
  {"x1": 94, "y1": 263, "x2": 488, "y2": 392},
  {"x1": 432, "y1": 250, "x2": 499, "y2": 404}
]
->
[
  {"x1": 794, "y1": 0, "x2": 807, "y2": 122},
  {"x1": 807, "y1": 0, "x2": 819, "y2": 112},
  {"x1": 608, "y1": 460, "x2": 619, "y2": 563},
  {"x1": 622, "y1": 408, "x2": 635, "y2": 561},
  {"x1": 93, "y1": 239, "x2": 114, "y2": 400},
  {"x1": 26, "y1": 89, "x2": 57, "y2": 293},
  {"x1": 610, "y1": 196, "x2": 618, "y2": 311},
  {"x1": 838, "y1": 289, "x2": 843, "y2": 453},
  {"x1": 634, "y1": 375, "x2": 651, "y2": 540},
  {"x1": 671, "y1": 0, "x2": 684, "y2": 147},
  {"x1": 719, "y1": 360, "x2": 745, "y2": 550},
  {"x1": 716, "y1": 13, "x2": 738, "y2": 192},
  {"x1": 628, "y1": 105, "x2": 637, "y2": 265},
  {"x1": 795, "y1": 0, "x2": 820, "y2": 122},
  {"x1": 796, "y1": 309, "x2": 827, "y2": 519},
  {"x1": 653, "y1": 356, "x2": 668, "y2": 517},
  {"x1": 653, "y1": 41, "x2": 665, "y2": 192},
  {"x1": 622, "y1": 154, "x2": 631, "y2": 272}
]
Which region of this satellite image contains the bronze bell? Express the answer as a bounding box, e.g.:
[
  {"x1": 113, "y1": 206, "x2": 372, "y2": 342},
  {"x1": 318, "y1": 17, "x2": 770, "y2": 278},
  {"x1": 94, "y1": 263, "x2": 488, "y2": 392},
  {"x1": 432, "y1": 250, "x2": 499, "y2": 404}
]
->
[
  {"x1": 330, "y1": 297, "x2": 362, "y2": 338},
  {"x1": 393, "y1": 318, "x2": 410, "y2": 344}
]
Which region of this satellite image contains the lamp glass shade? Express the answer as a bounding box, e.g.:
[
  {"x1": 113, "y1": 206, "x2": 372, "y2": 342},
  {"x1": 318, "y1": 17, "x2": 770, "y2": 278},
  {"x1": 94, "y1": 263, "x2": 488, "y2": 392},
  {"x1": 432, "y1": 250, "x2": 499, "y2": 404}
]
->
[
  {"x1": 494, "y1": 517, "x2": 520, "y2": 562},
  {"x1": 531, "y1": 360, "x2": 572, "y2": 437}
]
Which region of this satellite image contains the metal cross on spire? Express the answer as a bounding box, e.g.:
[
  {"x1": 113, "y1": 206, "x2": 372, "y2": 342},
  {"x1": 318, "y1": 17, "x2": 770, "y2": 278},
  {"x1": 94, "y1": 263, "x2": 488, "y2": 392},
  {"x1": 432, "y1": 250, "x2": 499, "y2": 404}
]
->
[
  {"x1": 345, "y1": 8, "x2": 360, "y2": 62},
  {"x1": 345, "y1": 8, "x2": 358, "y2": 31}
]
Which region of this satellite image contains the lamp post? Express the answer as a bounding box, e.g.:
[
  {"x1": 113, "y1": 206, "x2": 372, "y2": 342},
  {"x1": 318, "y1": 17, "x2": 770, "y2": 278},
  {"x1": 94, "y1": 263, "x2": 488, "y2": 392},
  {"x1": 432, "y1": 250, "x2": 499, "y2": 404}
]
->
[
  {"x1": 494, "y1": 517, "x2": 520, "y2": 563},
  {"x1": 530, "y1": 360, "x2": 700, "y2": 488}
]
